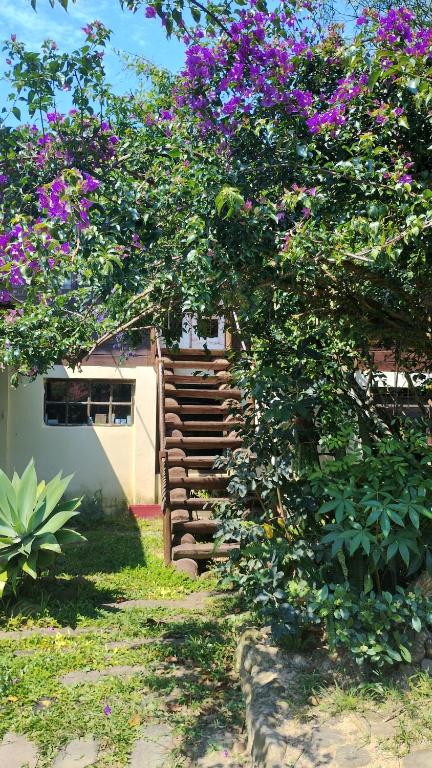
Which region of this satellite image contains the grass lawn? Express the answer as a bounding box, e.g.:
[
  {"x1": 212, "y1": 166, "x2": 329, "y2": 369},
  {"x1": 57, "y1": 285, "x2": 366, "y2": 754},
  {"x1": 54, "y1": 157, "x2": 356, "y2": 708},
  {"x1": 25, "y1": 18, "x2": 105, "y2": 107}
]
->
[{"x1": 0, "y1": 517, "x2": 246, "y2": 767}]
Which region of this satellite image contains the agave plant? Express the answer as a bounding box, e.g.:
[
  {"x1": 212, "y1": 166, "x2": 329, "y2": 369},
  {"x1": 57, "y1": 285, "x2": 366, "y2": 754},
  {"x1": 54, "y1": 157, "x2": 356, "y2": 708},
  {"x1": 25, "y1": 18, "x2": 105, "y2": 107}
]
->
[{"x1": 0, "y1": 460, "x2": 85, "y2": 596}]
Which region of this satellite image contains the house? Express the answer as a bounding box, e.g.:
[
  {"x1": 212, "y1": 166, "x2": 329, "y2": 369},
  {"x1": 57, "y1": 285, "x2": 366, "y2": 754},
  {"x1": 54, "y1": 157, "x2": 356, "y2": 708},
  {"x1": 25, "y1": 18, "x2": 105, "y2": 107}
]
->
[
  {"x1": 0, "y1": 316, "x2": 229, "y2": 516},
  {"x1": 0, "y1": 331, "x2": 426, "y2": 515}
]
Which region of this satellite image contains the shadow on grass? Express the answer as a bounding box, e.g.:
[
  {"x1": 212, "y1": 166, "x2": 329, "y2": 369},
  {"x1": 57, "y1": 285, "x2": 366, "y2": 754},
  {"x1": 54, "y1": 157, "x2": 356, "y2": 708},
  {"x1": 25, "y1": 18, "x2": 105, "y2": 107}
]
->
[
  {"x1": 1, "y1": 514, "x2": 146, "y2": 628},
  {"x1": 141, "y1": 602, "x2": 248, "y2": 766}
]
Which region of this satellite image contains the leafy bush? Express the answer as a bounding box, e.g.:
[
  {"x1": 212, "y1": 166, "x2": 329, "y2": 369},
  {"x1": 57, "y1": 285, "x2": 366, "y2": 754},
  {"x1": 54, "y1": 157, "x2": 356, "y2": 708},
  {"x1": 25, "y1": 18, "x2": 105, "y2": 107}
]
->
[
  {"x1": 308, "y1": 583, "x2": 432, "y2": 667},
  {"x1": 0, "y1": 460, "x2": 85, "y2": 596},
  {"x1": 310, "y1": 432, "x2": 432, "y2": 594},
  {"x1": 218, "y1": 429, "x2": 432, "y2": 666}
]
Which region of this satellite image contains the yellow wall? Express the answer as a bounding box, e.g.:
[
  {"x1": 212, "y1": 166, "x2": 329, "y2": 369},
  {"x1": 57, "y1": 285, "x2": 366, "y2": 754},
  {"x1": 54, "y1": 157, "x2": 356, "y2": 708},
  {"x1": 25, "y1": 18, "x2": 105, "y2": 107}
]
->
[
  {"x1": 1, "y1": 364, "x2": 158, "y2": 511},
  {"x1": 0, "y1": 370, "x2": 8, "y2": 472}
]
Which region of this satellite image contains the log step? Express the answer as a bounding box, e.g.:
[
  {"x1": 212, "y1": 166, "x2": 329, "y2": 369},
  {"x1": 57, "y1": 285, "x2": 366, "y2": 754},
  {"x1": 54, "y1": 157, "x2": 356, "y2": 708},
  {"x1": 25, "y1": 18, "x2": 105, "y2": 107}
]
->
[
  {"x1": 167, "y1": 456, "x2": 219, "y2": 468},
  {"x1": 180, "y1": 497, "x2": 230, "y2": 510},
  {"x1": 172, "y1": 518, "x2": 220, "y2": 536},
  {"x1": 166, "y1": 421, "x2": 242, "y2": 432},
  {"x1": 162, "y1": 348, "x2": 226, "y2": 358},
  {"x1": 165, "y1": 374, "x2": 230, "y2": 385},
  {"x1": 163, "y1": 359, "x2": 230, "y2": 370},
  {"x1": 169, "y1": 475, "x2": 229, "y2": 490},
  {"x1": 166, "y1": 437, "x2": 242, "y2": 449},
  {"x1": 165, "y1": 403, "x2": 237, "y2": 415},
  {"x1": 165, "y1": 387, "x2": 241, "y2": 400},
  {"x1": 171, "y1": 508, "x2": 215, "y2": 523},
  {"x1": 172, "y1": 542, "x2": 238, "y2": 561}
]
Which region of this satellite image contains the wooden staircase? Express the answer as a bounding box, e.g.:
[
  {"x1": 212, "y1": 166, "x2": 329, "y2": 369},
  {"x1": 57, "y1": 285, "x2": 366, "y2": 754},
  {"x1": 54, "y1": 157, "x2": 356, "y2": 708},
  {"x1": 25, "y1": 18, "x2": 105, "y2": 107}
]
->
[{"x1": 157, "y1": 346, "x2": 242, "y2": 575}]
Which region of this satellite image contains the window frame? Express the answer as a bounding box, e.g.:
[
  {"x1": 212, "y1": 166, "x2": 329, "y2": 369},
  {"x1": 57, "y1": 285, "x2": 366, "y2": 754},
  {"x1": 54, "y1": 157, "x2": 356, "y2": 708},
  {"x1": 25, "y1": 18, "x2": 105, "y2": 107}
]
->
[{"x1": 44, "y1": 379, "x2": 135, "y2": 427}]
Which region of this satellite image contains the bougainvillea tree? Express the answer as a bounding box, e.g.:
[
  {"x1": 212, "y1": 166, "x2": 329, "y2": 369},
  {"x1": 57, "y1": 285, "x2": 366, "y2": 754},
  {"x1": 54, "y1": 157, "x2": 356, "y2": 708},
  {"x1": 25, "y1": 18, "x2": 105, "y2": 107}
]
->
[{"x1": 3, "y1": 2, "x2": 432, "y2": 662}]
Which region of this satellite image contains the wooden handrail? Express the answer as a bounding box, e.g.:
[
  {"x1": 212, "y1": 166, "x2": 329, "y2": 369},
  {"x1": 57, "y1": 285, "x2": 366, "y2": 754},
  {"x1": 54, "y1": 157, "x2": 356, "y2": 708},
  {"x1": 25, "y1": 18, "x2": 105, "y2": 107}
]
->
[{"x1": 156, "y1": 330, "x2": 172, "y2": 565}]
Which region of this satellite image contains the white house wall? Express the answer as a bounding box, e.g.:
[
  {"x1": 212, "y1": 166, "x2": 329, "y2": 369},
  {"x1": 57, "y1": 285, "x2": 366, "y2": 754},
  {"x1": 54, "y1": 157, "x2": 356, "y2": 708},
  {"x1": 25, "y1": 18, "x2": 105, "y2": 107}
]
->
[{"x1": 1, "y1": 364, "x2": 157, "y2": 512}]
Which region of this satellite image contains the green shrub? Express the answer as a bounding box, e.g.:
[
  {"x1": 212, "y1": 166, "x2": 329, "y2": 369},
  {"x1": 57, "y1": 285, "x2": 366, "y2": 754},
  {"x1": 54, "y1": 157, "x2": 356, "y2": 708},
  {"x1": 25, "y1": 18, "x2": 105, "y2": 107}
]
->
[
  {"x1": 310, "y1": 433, "x2": 432, "y2": 593},
  {"x1": 308, "y1": 583, "x2": 432, "y2": 667},
  {"x1": 219, "y1": 429, "x2": 432, "y2": 666},
  {"x1": 0, "y1": 460, "x2": 85, "y2": 596}
]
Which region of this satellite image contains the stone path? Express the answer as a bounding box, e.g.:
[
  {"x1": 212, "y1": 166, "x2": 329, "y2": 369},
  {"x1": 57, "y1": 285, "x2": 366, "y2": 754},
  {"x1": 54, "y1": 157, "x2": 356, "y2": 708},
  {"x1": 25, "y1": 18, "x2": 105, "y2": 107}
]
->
[
  {"x1": 130, "y1": 724, "x2": 173, "y2": 768},
  {"x1": 0, "y1": 732, "x2": 39, "y2": 768},
  {"x1": 52, "y1": 738, "x2": 99, "y2": 768},
  {"x1": 1, "y1": 591, "x2": 249, "y2": 768},
  {"x1": 61, "y1": 663, "x2": 149, "y2": 686},
  {"x1": 102, "y1": 590, "x2": 215, "y2": 612}
]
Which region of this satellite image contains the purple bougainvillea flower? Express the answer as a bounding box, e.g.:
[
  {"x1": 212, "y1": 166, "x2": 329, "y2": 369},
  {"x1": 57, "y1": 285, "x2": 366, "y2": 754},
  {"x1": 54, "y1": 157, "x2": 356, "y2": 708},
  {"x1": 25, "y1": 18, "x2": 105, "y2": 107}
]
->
[
  {"x1": 0, "y1": 174, "x2": 8, "y2": 185},
  {"x1": 103, "y1": 705, "x2": 111, "y2": 716},
  {"x1": 145, "y1": 5, "x2": 157, "y2": 18},
  {"x1": 160, "y1": 109, "x2": 173, "y2": 121},
  {"x1": 82, "y1": 173, "x2": 100, "y2": 192}
]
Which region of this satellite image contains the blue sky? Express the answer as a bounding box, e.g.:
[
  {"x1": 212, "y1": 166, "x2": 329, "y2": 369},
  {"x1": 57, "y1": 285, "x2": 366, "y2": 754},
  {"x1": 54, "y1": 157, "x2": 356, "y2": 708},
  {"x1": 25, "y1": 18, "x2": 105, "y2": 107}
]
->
[{"x1": 0, "y1": 0, "x2": 185, "y2": 108}]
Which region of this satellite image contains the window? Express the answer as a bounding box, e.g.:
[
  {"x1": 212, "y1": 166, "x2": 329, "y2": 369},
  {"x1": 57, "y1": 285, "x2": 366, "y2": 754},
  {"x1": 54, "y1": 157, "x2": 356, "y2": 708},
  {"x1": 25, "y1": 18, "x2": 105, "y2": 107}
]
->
[
  {"x1": 373, "y1": 386, "x2": 431, "y2": 419},
  {"x1": 44, "y1": 379, "x2": 134, "y2": 426},
  {"x1": 196, "y1": 317, "x2": 220, "y2": 338}
]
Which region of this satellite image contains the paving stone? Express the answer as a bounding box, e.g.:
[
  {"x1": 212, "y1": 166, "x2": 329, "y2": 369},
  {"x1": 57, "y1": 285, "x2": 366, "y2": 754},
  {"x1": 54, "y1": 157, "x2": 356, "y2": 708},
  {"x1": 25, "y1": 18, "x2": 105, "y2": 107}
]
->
[
  {"x1": 402, "y1": 749, "x2": 432, "y2": 767},
  {"x1": 361, "y1": 711, "x2": 398, "y2": 741},
  {"x1": 61, "y1": 664, "x2": 148, "y2": 686},
  {"x1": 52, "y1": 737, "x2": 99, "y2": 768},
  {"x1": 334, "y1": 745, "x2": 372, "y2": 767},
  {"x1": 0, "y1": 626, "x2": 112, "y2": 639},
  {"x1": 0, "y1": 731, "x2": 39, "y2": 768},
  {"x1": 130, "y1": 723, "x2": 173, "y2": 768},
  {"x1": 192, "y1": 727, "x2": 249, "y2": 767},
  {"x1": 309, "y1": 725, "x2": 347, "y2": 752},
  {"x1": 105, "y1": 636, "x2": 184, "y2": 650},
  {"x1": 103, "y1": 590, "x2": 213, "y2": 612}
]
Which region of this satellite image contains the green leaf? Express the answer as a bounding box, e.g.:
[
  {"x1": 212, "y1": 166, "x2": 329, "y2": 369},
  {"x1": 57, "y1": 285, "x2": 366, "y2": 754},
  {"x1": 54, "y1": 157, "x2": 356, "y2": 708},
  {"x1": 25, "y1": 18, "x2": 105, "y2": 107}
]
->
[
  {"x1": 412, "y1": 615, "x2": 422, "y2": 633},
  {"x1": 400, "y1": 645, "x2": 412, "y2": 663},
  {"x1": 34, "y1": 533, "x2": 62, "y2": 553},
  {"x1": 55, "y1": 528, "x2": 86, "y2": 546},
  {"x1": 17, "y1": 460, "x2": 38, "y2": 528},
  {"x1": 41, "y1": 473, "x2": 73, "y2": 519},
  {"x1": 0, "y1": 571, "x2": 7, "y2": 597},
  {"x1": 21, "y1": 552, "x2": 38, "y2": 580},
  {"x1": 319, "y1": 499, "x2": 339, "y2": 514},
  {"x1": 408, "y1": 508, "x2": 420, "y2": 529},
  {"x1": 380, "y1": 512, "x2": 391, "y2": 538},
  {"x1": 215, "y1": 186, "x2": 245, "y2": 218},
  {"x1": 368, "y1": 67, "x2": 381, "y2": 89},
  {"x1": 399, "y1": 542, "x2": 410, "y2": 566},
  {"x1": 36, "y1": 508, "x2": 80, "y2": 535}
]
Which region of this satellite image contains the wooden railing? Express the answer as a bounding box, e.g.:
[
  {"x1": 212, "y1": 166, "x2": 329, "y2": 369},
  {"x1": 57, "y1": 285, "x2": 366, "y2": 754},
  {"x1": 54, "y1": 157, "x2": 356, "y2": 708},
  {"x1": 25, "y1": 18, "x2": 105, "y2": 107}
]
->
[{"x1": 156, "y1": 332, "x2": 172, "y2": 565}]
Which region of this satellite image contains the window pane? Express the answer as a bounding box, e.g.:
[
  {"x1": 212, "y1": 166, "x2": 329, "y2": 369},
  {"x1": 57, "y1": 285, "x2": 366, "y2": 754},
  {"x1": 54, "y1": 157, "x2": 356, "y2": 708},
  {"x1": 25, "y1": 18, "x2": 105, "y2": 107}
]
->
[
  {"x1": 112, "y1": 382, "x2": 132, "y2": 402},
  {"x1": 111, "y1": 405, "x2": 132, "y2": 425},
  {"x1": 196, "y1": 318, "x2": 219, "y2": 338},
  {"x1": 90, "y1": 405, "x2": 109, "y2": 425},
  {"x1": 68, "y1": 381, "x2": 89, "y2": 402},
  {"x1": 91, "y1": 381, "x2": 111, "y2": 402},
  {"x1": 68, "y1": 404, "x2": 88, "y2": 425},
  {"x1": 46, "y1": 403, "x2": 67, "y2": 425},
  {"x1": 46, "y1": 380, "x2": 68, "y2": 402}
]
